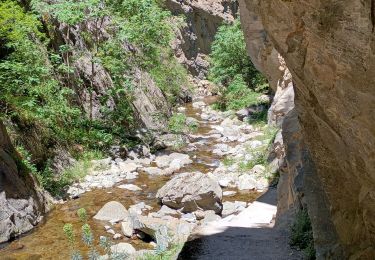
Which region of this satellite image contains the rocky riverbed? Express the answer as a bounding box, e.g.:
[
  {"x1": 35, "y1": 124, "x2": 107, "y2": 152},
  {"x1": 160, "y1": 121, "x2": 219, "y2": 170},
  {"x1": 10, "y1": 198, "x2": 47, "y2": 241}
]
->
[{"x1": 0, "y1": 96, "x2": 277, "y2": 259}]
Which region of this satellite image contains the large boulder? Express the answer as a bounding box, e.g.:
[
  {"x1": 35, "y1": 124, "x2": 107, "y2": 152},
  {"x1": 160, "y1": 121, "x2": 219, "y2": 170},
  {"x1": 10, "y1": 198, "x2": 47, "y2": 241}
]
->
[
  {"x1": 131, "y1": 214, "x2": 195, "y2": 248},
  {"x1": 156, "y1": 172, "x2": 223, "y2": 214},
  {"x1": 93, "y1": 201, "x2": 129, "y2": 222}
]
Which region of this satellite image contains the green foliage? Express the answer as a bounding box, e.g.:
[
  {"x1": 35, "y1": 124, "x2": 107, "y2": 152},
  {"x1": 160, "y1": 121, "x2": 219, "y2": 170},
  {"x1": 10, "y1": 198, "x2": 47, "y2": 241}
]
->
[
  {"x1": 1, "y1": 0, "x2": 190, "y2": 198},
  {"x1": 77, "y1": 208, "x2": 88, "y2": 223},
  {"x1": 107, "y1": 0, "x2": 175, "y2": 65},
  {"x1": 138, "y1": 244, "x2": 183, "y2": 260},
  {"x1": 168, "y1": 113, "x2": 197, "y2": 134},
  {"x1": 247, "y1": 109, "x2": 268, "y2": 126},
  {"x1": 214, "y1": 75, "x2": 263, "y2": 111},
  {"x1": 35, "y1": 150, "x2": 102, "y2": 197},
  {"x1": 63, "y1": 223, "x2": 75, "y2": 246},
  {"x1": 0, "y1": 0, "x2": 80, "y2": 132},
  {"x1": 15, "y1": 145, "x2": 38, "y2": 176},
  {"x1": 63, "y1": 208, "x2": 127, "y2": 260},
  {"x1": 290, "y1": 209, "x2": 316, "y2": 260},
  {"x1": 150, "y1": 56, "x2": 190, "y2": 104},
  {"x1": 223, "y1": 157, "x2": 235, "y2": 167},
  {"x1": 209, "y1": 19, "x2": 265, "y2": 88},
  {"x1": 209, "y1": 19, "x2": 268, "y2": 112},
  {"x1": 168, "y1": 114, "x2": 187, "y2": 133}
]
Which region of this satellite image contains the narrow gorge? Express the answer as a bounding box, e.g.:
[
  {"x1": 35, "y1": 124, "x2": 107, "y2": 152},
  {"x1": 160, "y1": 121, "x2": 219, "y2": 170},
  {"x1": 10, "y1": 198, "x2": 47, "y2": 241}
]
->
[{"x1": 0, "y1": 0, "x2": 374, "y2": 260}]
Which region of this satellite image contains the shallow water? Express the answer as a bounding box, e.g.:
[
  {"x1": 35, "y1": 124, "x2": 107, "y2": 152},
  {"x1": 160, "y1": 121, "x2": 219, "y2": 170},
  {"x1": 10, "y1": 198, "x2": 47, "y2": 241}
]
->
[{"x1": 0, "y1": 97, "x2": 261, "y2": 259}]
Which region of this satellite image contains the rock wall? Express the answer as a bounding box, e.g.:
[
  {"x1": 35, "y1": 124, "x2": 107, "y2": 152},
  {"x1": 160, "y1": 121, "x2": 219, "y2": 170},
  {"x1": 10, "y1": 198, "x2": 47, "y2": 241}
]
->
[
  {"x1": 239, "y1": 0, "x2": 375, "y2": 259},
  {"x1": 166, "y1": 0, "x2": 238, "y2": 78},
  {"x1": 0, "y1": 121, "x2": 50, "y2": 243},
  {"x1": 48, "y1": 19, "x2": 171, "y2": 130}
]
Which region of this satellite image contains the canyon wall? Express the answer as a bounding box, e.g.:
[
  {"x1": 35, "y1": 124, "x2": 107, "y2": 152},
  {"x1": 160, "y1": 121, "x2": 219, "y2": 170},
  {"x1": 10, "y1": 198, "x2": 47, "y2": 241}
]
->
[
  {"x1": 240, "y1": 0, "x2": 375, "y2": 259},
  {"x1": 166, "y1": 0, "x2": 238, "y2": 78},
  {"x1": 0, "y1": 121, "x2": 50, "y2": 243}
]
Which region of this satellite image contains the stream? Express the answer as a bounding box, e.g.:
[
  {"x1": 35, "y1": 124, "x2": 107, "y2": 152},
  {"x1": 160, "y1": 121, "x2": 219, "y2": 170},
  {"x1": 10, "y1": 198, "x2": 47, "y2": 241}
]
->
[{"x1": 0, "y1": 96, "x2": 263, "y2": 260}]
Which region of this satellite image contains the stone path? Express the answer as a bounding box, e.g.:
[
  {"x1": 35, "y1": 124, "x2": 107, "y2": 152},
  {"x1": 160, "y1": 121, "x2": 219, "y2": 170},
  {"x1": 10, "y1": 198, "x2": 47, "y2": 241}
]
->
[{"x1": 178, "y1": 188, "x2": 303, "y2": 260}]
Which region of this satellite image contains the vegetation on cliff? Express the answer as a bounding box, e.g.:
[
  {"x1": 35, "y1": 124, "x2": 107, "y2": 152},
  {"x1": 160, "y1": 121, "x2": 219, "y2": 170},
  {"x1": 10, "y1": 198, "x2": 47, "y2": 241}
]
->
[
  {"x1": 0, "y1": 0, "x2": 189, "y2": 195},
  {"x1": 209, "y1": 19, "x2": 268, "y2": 111}
]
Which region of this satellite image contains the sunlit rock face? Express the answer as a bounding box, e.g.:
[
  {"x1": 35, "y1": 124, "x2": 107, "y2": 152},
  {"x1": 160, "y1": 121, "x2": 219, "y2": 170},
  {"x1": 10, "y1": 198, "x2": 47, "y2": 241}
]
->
[
  {"x1": 0, "y1": 121, "x2": 50, "y2": 243},
  {"x1": 166, "y1": 0, "x2": 238, "y2": 78},
  {"x1": 240, "y1": 0, "x2": 375, "y2": 259}
]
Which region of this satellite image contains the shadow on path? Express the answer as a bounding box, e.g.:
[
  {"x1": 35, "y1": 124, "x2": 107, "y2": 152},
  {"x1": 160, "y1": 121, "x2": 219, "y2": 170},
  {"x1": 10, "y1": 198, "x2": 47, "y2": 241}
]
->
[{"x1": 178, "y1": 188, "x2": 303, "y2": 260}]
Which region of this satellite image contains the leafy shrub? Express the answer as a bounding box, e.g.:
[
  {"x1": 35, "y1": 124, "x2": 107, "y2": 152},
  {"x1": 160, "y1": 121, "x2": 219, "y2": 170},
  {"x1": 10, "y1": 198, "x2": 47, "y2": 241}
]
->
[
  {"x1": 215, "y1": 75, "x2": 262, "y2": 111},
  {"x1": 209, "y1": 19, "x2": 266, "y2": 89},
  {"x1": 290, "y1": 209, "x2": 316, "y2": 260},
  {"x1": 168, "y1": 113, "x2": 197, "y2": 134},
  {"x1": 209, "y1": 19, "x2": 268, "y2": 112}
]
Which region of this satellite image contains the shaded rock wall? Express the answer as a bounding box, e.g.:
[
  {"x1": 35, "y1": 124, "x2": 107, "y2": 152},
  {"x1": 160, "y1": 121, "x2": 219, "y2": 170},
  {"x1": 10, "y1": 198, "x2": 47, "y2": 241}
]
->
[
  {"x1": 166, "y1": 0, "x2": 238, "y2": 78},
  {"x1": 0, "y1": 121, "x2": 50, "y2": 243},
  {"x1": 48, "y1": 19, "x2": 171, "y2": 130},
  {"x1": 240, "y1": 0, "x2": 375, "y2": 258}
]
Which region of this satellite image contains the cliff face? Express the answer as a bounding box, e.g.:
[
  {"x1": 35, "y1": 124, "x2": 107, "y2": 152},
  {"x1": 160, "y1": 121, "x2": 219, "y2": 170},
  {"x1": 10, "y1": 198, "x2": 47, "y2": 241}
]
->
[
  {"x1": 166, "y1": 0, "x2": 238, "y2": 78},
  {"x1": 0, "y1": 121, "x2": 50, "y2": 243},
  {"x1": 240, "y1": 0, "x2": 375, "y2": 259},
  {"x1": 48, "y1": 19, "x2": 171, "y2": 130}
]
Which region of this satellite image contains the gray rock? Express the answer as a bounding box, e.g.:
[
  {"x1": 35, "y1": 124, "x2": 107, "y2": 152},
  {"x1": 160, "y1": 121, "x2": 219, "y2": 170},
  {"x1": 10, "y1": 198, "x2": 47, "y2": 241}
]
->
[
  {"x1": 110, "y1": 243, "x2": 136, "y2": 256},
  {"x1": 218, "y1": 179, "x2": 230, "y2": 188},
  {"x1": 235, "y1": 108, "x2": 250, "y2": 121},
  {"x1": 117, "y1": 162, "x2": 140, "y2": 173},
  {"x1": 121, "y1": 221, "x2": 133, "y2": 237},
  {"x1": 93, "y1": 201, "x2": 129, "y2": 222},
  {"x1": 104, "y1": 225, "x2": 111, "y2": 231},
  {"x1": 117, "y1": 184, "x2": 142, "y2": 191},
  {"x1": 131, "y1": 214, "x2": 194, "y2": 246},
  {"x1": 113, "y1": 233, "x2": 123, "y2": 240},
  {"x1": 51, "y1": 148, "x2": 76, "y2": 175},
  {"x1": 237, "y1": 175, "x2": 258, "y2": 190},
  {"x1": 223, "y1": 191, "x2": 237, "y2": 196},
  {"x1": 143, "y1": 167, "x2": 163, "y2": 175},
  {"x1": 107, "y1": 229, "x2": 115, "y2": 235},
  {"x1": 222, "y1": 201, "x2": 247, "y2": 217},
  {"x1": 201, "y1": 210, "x2": 222, "y2": 224},
  {"x1": 157, "y1": 205, "x2": 180, "y2": 217},
  {"x1": 129, "y1": 202, "x2": 153, "y2": 215},
  {"x1": 252, "y1": 165, "x2": 266, "y2": 174},
  {"x1": 181, "y1": 213, "x2": 197, "y2": 223},
  {"x1": 155, "y1": 153, "x2": 192, "y2": 169},
  {"x1": 192, "y1": 101, "x2": 206, "y2": 108},
  {"x1": 156, "y1": 172, "x2": 223, "y2": 214}
]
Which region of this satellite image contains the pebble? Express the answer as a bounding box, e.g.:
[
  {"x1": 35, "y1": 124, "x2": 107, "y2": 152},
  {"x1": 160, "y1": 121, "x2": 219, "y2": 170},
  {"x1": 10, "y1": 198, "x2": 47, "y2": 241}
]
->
[{"x1": 113, "y1": 233, "x2": 123, "y2": 240}]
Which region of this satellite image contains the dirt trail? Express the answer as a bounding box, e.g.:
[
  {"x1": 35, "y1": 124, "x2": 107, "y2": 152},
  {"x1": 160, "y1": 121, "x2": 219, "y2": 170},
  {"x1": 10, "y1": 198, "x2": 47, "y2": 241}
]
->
[{"x1": 178, "y1": 188, "x2": 303, "y2": 260}]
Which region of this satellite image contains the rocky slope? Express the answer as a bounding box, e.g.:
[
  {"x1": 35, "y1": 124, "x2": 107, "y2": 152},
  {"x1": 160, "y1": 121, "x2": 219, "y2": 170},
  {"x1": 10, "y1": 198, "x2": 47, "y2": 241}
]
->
[
  {"x1": 239, "y1": 0, "x2": 375, "y2": 259},
  {"x1": 166, "y1": 0, "x2": 238, "y2": 78},
  {"x1": 0, "y1": 121, "x2": 50, "y2": 243}
]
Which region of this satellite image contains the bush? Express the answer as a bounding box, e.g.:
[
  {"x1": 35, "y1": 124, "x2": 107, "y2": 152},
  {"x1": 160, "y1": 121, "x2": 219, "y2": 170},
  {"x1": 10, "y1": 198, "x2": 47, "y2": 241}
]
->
[
  {"x1": 209, "y1": 19, "x2": 266, "y2": 89},
  {"x1": 168, "y1": 113, "x2": 197, "y2": 134},
  {"x1": 290, "y1": 209, "x2": 316, "y2": 260},
  {"x1": 221, "y1": 75, "x2": 262, "y2": 111},
  {"x1": 209, "y1": 19, "x2": 268, "y2": 112}
]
